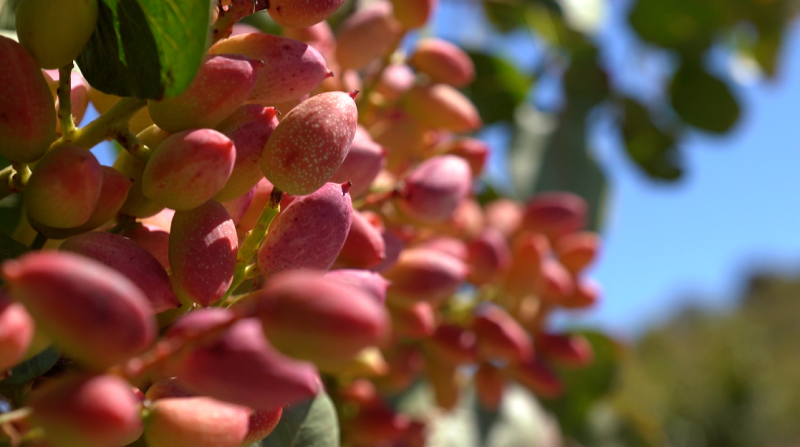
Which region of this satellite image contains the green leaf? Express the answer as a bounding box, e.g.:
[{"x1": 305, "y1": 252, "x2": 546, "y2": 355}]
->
[
  {"x1": 256, "y1": 391, "x2": 339, "y2": 447},
  {"x1": 529, "y1": 109, "x2": 608, "y2": 231},
  {"x1": 563, "y1": 45, "x2": 609, "y2": 110},
  {"x1": 0, "y1": 229, "x2": 27, "y2": 285},
  {"x1": 628, "y1": 0, "x2": 722, "y2": 52},
  {"x1": 464, "y1": 52, "x2": 532, "y2": 125},
  {"x1": 621, "y1": 98, "x2": 683, "y2": 180},
  {"x1": 0, "y1": 346, "x2": 59, "y2": 386},
  {"x1": 483, "y1": 2, "x2": 527, "y2": 33},
  {"x1": 76, "y1": 0, "x2": 212, "y2": 100},
  {"x1": 669, "y1": 61, "x2": 740, "y2": 134},
  {"x1": 541, "y1": 331, "x2": 622, "y2": 442}
]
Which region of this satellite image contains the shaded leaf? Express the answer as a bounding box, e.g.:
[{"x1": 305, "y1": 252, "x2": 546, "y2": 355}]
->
[
  {"x1": 483, "y1": 2, "x2": 527, "y2": 33},
  {"x1": 465, "y1": 52, "x2": 533, "y2": 125},
  {"x1": 669, "y1": 61, "x2": 740, "y2": 134},
  {"x1": 628, "y1": 0, "x2": 722, "y2": 52},
  {"x1": 563, "y1": 44, "x2": 609, "y2": 110},
  {"x1": 0, "y1": 346, "x2": 59, "y2": 386},
  {"x1": 541, "y1": 331, "x2": 622, "y2": 442},
  {"x1": 621, "y1": 98, "x2": 683, "y2": 180},
  {"x1": 0, "y1": 228, "x2": 27, "y2": 285},
  {"x1": 256, "y1": 391, "x2": 339, "y2": 447},
  {"x1": 76, "y1": 0, "x2": 211, "y2": 99}
]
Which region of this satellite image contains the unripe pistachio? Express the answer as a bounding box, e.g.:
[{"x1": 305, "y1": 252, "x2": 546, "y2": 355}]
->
[
  {"x1": 215, "y1": 104, "x2": 279, "y2": 201},
  {"x1": 398, "y1": 155, "x2": 472, "y2": 224},
  {"x1": 329, "y1": 132, "x2": 387, "y2": 198},
  {"x1": 467, "y1": 228, "x2": 511, "y2": 285},
  {"x1": 29, "y1": 374, "x2": 142, "y2": 447},
  {"x1": 252, "y1": 270, "x2": 390, "y2": 363},
  {"x1": 257, "y1": 182, "x2": 353, "y2": 277},
  {"x1": 536, "y1": 332, "x2": 594, "y2": 367},
  {"x1": 148, "y1": 54, "x2": 260, "y2": 133},
  {"x1": 1, "y1": 252, "x2": 155, "y2": 369},
  {"x1": 16, "y1": 0, "x2": 98, "y2": 69},
  {"x1": 0, "y1": 36, "x2": 56, "y2": 162},
  {"x1": 261, "y1": 92, "x2": 358, "y2": 196},
  {"x1": 145, "y1": 397, "x2": 250, "y2": 447},
  {"x1": 510, "y1": 356, "x2": 563, "y2": 398},
  {"x1": 170, "y1": 200, "x2": 238, "y2": 306},
  {"x1": 165, "y1": 312, "x2": 319, "y2": 409},
  {"x1": 142, "y1": 129, "x2": 235, "y2": 210},
  {"x1": 472, "y1": 303, "x2": 533, "y2": 363},
  {"x1": 435, "y1": 137, "x2": 489, "y2": 177},
  {"x1": 475, "y1": 362, "x2": 506, "y2": 411},
  {"x1": 376, "y1": 64, "x2": 417, "y2": 102},
  {"x1": 383, "y1": 248, "x2": 468, "y2": 306},
  {"x1": 485, "y1": 198, "x2": 524, "y2": 239},
  {"x1": 0, "y1": 292, "x2": 35, "y2": 372},
  {"x1": 124, "y1": 224, "x2": 170, "y2": 271},
  {"x1": 345, "y1": 402, "x2": 410, "y2": 446},
  {"x1": 555, "y1": 232, "x2": 600, "y2": 275},
  {"x1": 24, "y1": 145, "x2": 102, "y2": 229},
  {"x1": 335, "y1": 210, "x2": 386, "y2": 269},
  {"x1": 388, "y1": 301, "x2": 435, "y2": 339},
  {"x1": 267, "y1": 0, "x2": 346, "y2": 28},
  {"x1": 335, "y1": 2, "x2": 402, "y2": 71},
  {"x1": 521, "y1": 192, "x2": 588, "y2": 240},
  {"x1": 60, "y1": 232, "x2": 179, "y2": 314},
  {"x1": 423, "y1": 323, "x2": 478, "y2": 365},
  {"x1": 209, "y1": 33, "x2": 332, "y2": 104},
  {"x1": 409, "y1": 38, "x2": 475, "y2": 87},
  {"x1": 324, "y1": 269, "x2": 390, "y2": 305},
  {"x1": 282, "y1": 21, "x2": 336, "y2": 61},
  {"x1": 401, "y1": 84, "x2": 481, "y2": 132},
  {"x1": 390, "y1": 0, "x2": 438, "y2": 30},
  {"x1": 416, "y1": 236, "x2": 468, "y2": 261},
  {"x1": 29, "y1": 166, "x2": 132, "y2": 239},
  {"x1": 562, "y1": 278, "x2": 601, "y2": 309}
]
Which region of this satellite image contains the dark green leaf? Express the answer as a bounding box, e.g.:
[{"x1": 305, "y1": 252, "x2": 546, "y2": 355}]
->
[
  {"x1": 465, "y1": 52, "x2": 532, "y2": 125},
  {"x1": 628, "y1": 0, "x2": 722, "y2": 52},
  {"x1": 621, "y1": 98, "x2": 683, "y2": 180},
  {"x1": 0, "y1": 228, "x2": 27, "y2": 285},
  {"x1": 563, "y1": 45, "x2": 609, "y2": 111},
  {"x1": 256, "y1": 391, "x2": 339, "y2": 447},
  {"x1": 669, "y1": 61, "x2": 740, "y2": 134},
  {"x1": 530, "y1": 110, "x2": 608, "y2": 231},
  {"x1": 0, "y1": 346, "x2": 59, "y2": 386},
  {"x1": 76, "y1": 0, "x2": 211, "y2": 99},
  {"x1": 483, "y1": 2, "x2": 527, "y2": 33},
  {"x1": 542, "y1": 331, "x2": 622, "y2": 441}
]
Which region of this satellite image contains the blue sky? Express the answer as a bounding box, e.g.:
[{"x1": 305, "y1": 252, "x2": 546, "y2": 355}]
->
[{"x1": 428, "y1": 2, "x2": 800, "y2": 338}]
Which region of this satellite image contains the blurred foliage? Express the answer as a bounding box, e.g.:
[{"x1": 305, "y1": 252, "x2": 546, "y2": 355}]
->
[
  {"x1": 462, "y1": 0, "x2": 800, "y2": 229},
  {"x1": 610, "y1": 272, "x2": 800, "y2": 447}
]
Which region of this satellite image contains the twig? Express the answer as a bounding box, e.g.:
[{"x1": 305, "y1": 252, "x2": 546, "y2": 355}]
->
[
  {"x1": 8, "y1": 163, "x2": 30, "y2": 193},
  {"x1": 29, "y1": 233, "x2": 48, "y2": 250},
  {"x1": 113, "y1": 128, "x2": 152, "y2": 164},
  {"x1": 48, "y1": 98, "x2": 146, "y2": 152},
  {"x1": 57, "y1": 64, "x2": 77, "y2": 140},
  {"x1": 219, "y1": 188, "x2": 283, "y2": 306},
  {"x1": 211, "y1": 0, "x2": 268, "y2": 44}
]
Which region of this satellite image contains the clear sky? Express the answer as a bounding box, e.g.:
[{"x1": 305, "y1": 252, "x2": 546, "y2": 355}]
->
[
  {"x1": 85, "y1": 2, "x2": 800, "y2": 340},
  {"x1": 428, "y1": 1, "x2": 800, "y2": 339}
]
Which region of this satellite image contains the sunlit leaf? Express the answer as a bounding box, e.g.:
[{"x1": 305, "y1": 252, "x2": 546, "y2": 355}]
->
[{"x1": 76, "y1": 0, "x2": 212, "y2": 99}]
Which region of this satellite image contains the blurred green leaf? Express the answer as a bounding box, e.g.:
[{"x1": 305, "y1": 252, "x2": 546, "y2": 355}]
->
[
  {"x1": 256, "y1": 391, "x2": 339, "y2": 447},
  {"x1": 542, "y1": 331, "x2": 622, "y2": 442},
  {"x1": 0, "y1": 228, "x2": 27, "y2": 284},
  {"x1": 621, "y1": 98, "x2": 683, "y2": 180},
  {"x1": 464, "y1": 52, "x2": 533, "y2": 125},
  {"x1": 483, "y1": 2, "x2": 527, "y2": 33},
  {"x1": 669, "y1": 61, "x2": 740, "y2": 134},
  {"x1": 628, "y1": 0, "x2": 722, "y2": 52},
  {"x1": 563, "y1": 44, "x2": 609, "y2": 110},
  {"x1": 0, "y1": 346, "x2": 58, "y2": 386},
  {"x1": 76, "y1": 0, "x2": 211, "y2": 99},
  {"x1": 0, "y1": 0, "x2": 21, "y2": 30}
]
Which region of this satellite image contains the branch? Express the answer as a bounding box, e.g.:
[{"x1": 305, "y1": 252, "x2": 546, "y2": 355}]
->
[
  {"x1": 57, "y1": 64, "x2": 77, "y2": 140},
  {"x1": 49, "y1": 97, "x2": 146, "y2": 152},
  {"x1": 211, "y1": 0, "x2": 268, "y2": 44}
]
